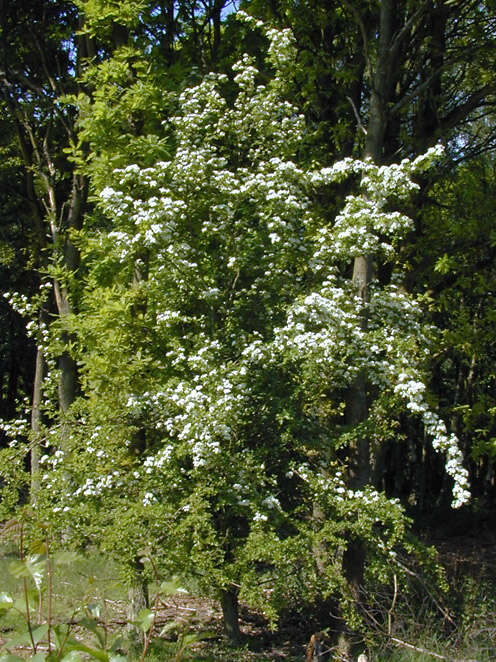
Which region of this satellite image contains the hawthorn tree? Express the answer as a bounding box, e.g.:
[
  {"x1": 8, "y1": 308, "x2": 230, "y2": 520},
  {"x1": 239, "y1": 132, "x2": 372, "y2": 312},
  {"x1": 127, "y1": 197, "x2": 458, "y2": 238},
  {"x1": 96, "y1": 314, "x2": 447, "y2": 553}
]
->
[{"x1": 22, "y1": 20, "x2": 470, "y2": 647}]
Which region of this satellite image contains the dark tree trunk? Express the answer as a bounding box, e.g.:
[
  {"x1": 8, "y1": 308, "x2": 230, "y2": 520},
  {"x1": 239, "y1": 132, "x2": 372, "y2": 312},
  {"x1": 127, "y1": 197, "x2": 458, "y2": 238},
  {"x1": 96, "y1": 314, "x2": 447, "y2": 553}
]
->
[
  {"x1": 160, "y1": 0, "x2": 176, "y2": 65},
  {"x1": 220, "y1": 587, "x2": 243, "y2": 646},
  {"x1": 211, "y1": 0, "x2": 223, "y2": 62}
]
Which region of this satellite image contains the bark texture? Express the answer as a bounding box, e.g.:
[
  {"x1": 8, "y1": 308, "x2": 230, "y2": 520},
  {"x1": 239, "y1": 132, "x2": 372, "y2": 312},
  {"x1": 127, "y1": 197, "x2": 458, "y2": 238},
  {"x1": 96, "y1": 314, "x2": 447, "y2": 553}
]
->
[{"x1": 220, "y1": 587, "x2": 243, "y2": 646}]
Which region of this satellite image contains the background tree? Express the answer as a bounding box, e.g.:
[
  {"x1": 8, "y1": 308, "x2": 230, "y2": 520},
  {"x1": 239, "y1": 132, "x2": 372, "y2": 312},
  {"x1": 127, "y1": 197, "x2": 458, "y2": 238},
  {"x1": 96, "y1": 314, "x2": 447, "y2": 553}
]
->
[
  {"x1": 0, "y1": 0, "x2": 92, "y2": 497},
  {"x1": 408, "y1": 155, "x2": 496, "y2": 508}
]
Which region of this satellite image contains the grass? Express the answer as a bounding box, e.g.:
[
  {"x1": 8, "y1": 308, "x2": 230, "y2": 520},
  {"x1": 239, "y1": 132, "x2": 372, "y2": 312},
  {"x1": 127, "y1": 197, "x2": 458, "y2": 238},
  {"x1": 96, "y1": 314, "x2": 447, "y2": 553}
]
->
[{"x1": 0, "y1": 542, "x2": 125, "y2": 619}]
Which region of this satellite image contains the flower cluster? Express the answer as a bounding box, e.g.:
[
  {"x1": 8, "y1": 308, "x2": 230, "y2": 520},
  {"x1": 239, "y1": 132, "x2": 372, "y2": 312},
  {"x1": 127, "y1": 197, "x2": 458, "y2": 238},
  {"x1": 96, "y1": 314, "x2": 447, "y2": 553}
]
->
[{"x1": 394, "y1": 372, "x2": 470, "y2": 507}]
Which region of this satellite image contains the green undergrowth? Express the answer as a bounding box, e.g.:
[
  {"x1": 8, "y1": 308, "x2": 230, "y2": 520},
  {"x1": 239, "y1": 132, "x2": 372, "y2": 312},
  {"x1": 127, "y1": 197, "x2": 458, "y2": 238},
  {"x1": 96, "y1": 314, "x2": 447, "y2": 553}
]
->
[
  {"x1": 0, "y1": 541, "x2": 125, "y2": 627},
  {"x1": 1, "y1": 536, "x2": 495, "y2": 662}
]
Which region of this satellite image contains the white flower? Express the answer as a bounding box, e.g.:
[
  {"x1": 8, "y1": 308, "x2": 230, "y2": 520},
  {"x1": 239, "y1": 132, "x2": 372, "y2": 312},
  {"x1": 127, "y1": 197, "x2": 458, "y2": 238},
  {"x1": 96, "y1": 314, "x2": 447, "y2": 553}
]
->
[
  {"x1": 253, "y1": 512, "x2": 268, "y2": 523},
  {"x1": 143, "y1": 492, "x2": 157, "y2": 506}
]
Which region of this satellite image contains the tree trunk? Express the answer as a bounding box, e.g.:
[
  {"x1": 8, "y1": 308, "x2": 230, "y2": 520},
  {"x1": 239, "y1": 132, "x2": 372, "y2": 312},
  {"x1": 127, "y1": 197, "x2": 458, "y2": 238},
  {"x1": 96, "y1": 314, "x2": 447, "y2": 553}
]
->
[
  {"x1": 126, "y1": 559, "x2": 149, "y2": 653},
  {"x1": 339, "y1": 256, "x2": 372, "y2": 657},
  {"x1": 51, "y1": 174, "x2": 87, "y2": 436},
  {"x1": 211, "y1": 0, "x2": 223, "y2": 62},
  {"x1": 340, "y1": 2, "x2": 396, "y2": 652},
  {"x1": 30, "y1": 342, "x2": 45, "y2": 503},
  {"x1": 347, "y1": 255, "x2": 373, "y2": 486},
  {"x1": 160, "y1": 0, "x2": 176, "y2": 65},
  {"x1": 220, "y1": 587, "x2": 243, "y2": 646}
]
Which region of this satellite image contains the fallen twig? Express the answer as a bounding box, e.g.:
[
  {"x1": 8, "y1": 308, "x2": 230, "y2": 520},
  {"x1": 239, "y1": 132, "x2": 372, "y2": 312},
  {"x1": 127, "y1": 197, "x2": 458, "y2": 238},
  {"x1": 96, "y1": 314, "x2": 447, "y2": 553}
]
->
[
  {"x1": 390, "y1": 636, "x2": 478, "y2": 662},
  {"x1": 387, "y1": 573, "x2": 398, "y2": 635}
]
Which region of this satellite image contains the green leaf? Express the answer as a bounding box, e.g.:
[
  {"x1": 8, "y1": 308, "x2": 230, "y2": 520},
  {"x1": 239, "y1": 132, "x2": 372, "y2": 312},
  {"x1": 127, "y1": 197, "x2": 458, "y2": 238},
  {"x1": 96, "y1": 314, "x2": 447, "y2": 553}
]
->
[
  {"x1": 29, "y1": 654, "x2": 46, "y2": 662},
  {"x1": 63, "y1": 639, "x2": 109, "y2": 662},
  {"x1": 12, "y1": 590, "x2": 39, "y2": 615},
  {"x1": 131, "y1": 608, "x2": 154, "y2": 633},
  {"x1": 4, "y1": 630, "x2": 34, "y2": 648},
  {"x1": 9, "y1": 555, "x2": 46, "y2": 590},
  {"x1": 159, "y1": 578, "x2": 188, "y2": 597},
  {"x1": 193, "y1": 629, "x2": 215, "y2": 642},
  {"x1": 17, "y1": 623, "x2": 48, "y2": 646},
  {"x1": 0, "y1": 592, "x2": 14, "y2": 612},
  {"x1": 158, "y1": 620, "x2": 180, "y2": 637},
  {"x1": 8, "y1": 558, "x2": 27, "y2": 578},
  {"x1": 29, "y1": 540, "x2": 47, "y2": 555},
  {"x1": 0, "y1": 655, "x2": 26, "y2": 662},
  {"x1": 109, "y1": 636, "x2": 126, "y2": 653},
  {"x1": 434, "y1": 253, "x2": 455, "y2": 275},
  {"x1": 32, "y1": 624, "x2": 49, "y2": 644},
  {"x1": 51, "y1": 624, "x2": 66, "y2": 649},
  {"x1": 53, "y1": 551, "x2": 82, "y2": 566},
  {"x1": 26, "y1": 555, "x2": 46, "y2": 589},
  {"x1": 60, "y1": 652, "x2": 86, "y2": 662},
  {"x1": 86, "y1": 603, "x2": 102, "y2": 620},
  {"x1": 78, "y1": 617, "x2": 105, "y2": 648}
]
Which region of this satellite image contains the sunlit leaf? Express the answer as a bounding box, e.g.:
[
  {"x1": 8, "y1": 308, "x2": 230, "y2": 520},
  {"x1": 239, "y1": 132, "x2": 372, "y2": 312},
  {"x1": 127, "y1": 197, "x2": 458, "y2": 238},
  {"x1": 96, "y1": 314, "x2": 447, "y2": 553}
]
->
[
  {"x1": 86, "y1": 603, "x2": 102, "y2": 620},
  {"x1": 131, "y1": 607, "x2": 154, "y2": 633},
  {"x1": 60, "y1": 652, "x2": 86, "y2": 662},
  {"x1": 29, "y1": 540, "x2": 47, "y2": 555},
  {"x1": 32, "y1": 624, "x2": 49, "y2": 644},
  {"x1": 9, "y1": 556, "x2": 46, "y2": 590},
  {"x1": 159, "y1": 578, "x2": 188, "y2": 596},
  {"x1": 29, "y1": 653, "x2": 46, "y2": 662},
  {"x1": 0, "y1": 592, "x2": 13, "y2": 612},
  {"x1": 54, "y1": 551, "x2": 83, "y2": 566}
]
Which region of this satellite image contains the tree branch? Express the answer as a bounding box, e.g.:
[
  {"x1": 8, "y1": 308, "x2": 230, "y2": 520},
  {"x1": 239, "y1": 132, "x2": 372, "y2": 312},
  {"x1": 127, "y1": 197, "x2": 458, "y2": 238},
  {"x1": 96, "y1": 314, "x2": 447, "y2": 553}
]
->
[
  {"x1": 390, "y1": 637, "x2": 478, "y2": 662},
  {"x1": 438, "y1": 85, "x2": 494, "y2": 135},
  {"x1": 389, "y1": 3, "x2": 429, "y2": 63},
  {"x1": 340, "y1": 0, "x2": 373, "y2": 82},
  {"x1": 346, "y1": 95, "x2": 367, "y2": 134}
]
